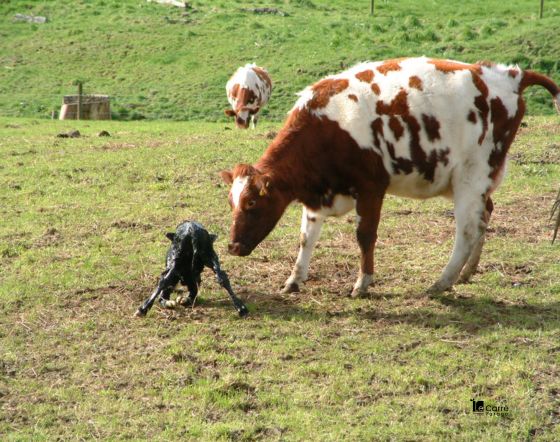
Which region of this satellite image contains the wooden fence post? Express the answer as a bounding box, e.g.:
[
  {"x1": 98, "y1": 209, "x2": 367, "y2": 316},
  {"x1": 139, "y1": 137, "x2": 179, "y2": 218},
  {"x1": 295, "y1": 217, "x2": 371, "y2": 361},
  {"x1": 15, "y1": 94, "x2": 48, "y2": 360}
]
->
[
  {"x1": 77, "y1": 81, "x2": 83, "y2": 120},
  {"x1": 370, "y1": 0, "x2": 374, "y2": 15},
  {"x1": 540, "y1": 0, "x2": 544, "y2": 18}
]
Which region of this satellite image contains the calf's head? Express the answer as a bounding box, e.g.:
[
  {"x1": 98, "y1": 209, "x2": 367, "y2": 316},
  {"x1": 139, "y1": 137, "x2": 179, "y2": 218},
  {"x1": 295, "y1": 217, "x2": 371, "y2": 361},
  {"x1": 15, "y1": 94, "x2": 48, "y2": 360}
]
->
[{"x1": 220, "y1": 164, "x2": 288, "y2": 256}]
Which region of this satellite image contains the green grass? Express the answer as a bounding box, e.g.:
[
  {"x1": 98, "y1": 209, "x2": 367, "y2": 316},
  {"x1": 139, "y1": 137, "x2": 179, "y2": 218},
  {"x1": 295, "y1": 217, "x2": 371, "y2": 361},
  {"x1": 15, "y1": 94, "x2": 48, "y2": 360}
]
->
[
  {"x1": 1, "y1": 116, "x2": 559, "y2": 440},
  {"x1": 1, "y1": 0, "x2": 560, "y2": 120}
]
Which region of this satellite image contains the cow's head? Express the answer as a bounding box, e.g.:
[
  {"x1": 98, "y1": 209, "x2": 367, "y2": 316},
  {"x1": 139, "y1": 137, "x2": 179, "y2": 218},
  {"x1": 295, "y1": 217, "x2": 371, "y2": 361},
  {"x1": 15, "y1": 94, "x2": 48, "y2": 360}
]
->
[
  {"x1": 225, "y1": 86, "x2": 260, "y2": 129},
  {"x1": 220, "y1": 164, "x2": 288, "y2": 256}
]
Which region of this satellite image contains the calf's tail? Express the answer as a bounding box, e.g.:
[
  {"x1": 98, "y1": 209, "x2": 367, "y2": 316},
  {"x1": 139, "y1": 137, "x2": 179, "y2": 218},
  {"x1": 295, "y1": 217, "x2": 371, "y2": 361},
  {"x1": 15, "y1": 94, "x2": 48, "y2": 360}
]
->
[
  {"x1": 519, "y1": 70, "x2": 560, "y2": 113},
  {"x1": 520, "y1": 71, "x2": 560, "y2": 242}
]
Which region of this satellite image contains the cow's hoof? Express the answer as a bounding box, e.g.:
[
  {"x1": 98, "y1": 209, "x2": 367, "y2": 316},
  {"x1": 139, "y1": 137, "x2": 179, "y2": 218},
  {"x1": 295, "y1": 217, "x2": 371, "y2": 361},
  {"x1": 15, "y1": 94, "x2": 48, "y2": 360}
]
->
[
  {"x1": 350, "y1": 287, "x2": 368, "y2": 298},
  {"x1": 238, "y1": 305, "x2": 249, "y2": 317},
  {"x1": 281, "y1": 282, "x2": 300, "y2": 294},
  {"x1": 427, "y1": 282, "x2": 451, "y2": 296},
  {"x1": 134, "y1": 309, "x2": 146, "y2": 318}
]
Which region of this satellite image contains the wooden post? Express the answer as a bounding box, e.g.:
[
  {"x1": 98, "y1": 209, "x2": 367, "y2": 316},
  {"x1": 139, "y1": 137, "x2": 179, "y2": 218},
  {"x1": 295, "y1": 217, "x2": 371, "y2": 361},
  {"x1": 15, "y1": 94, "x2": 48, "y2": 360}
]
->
[
  {"x1": 77, "y1": 81, "x2": 83, "y2": 120},
  {"x1": 370, "y1": 0, "x2": 374, "y2": 15},
  {"x1": 539, "y1": 0, "x2": 544, "y2": 18}
]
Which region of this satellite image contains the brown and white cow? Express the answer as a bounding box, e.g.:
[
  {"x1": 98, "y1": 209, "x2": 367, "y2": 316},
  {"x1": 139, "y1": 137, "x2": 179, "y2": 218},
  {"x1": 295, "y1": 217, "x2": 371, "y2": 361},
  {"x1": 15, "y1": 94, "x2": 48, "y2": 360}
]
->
[
  {"x1": 220, "y1": 57, "x2": 560, "y2": 296},
  {"x1": 225, "y1": 63, "x2": 272, "y2": 129}
]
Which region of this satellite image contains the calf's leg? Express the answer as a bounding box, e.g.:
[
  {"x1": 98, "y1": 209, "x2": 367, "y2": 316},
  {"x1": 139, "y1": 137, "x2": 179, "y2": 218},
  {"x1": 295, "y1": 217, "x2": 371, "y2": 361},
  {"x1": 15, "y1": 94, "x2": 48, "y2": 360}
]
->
[
  {"x1": 282, "y1": 207, "x2": 326, "y2": 293},
  {"x1": 208, "y1": 253, "x2": 249, "y2": 317},
  {"x1": 135, "y1": 268, "x2": 180, "y2": 316},
  {"x1": 351, "y1": 195, "x2": 384, "y2": 297}
]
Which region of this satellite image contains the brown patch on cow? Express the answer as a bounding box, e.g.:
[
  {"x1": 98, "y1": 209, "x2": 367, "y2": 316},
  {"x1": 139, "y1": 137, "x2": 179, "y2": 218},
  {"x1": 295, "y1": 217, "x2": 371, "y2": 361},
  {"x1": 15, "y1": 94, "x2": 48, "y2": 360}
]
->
[
  {"x1": 488, "y1": 96, "x2": 524, "y2": 182},
  {"x1": 408, "y1": 76, "x2": 423, "y2": 91},
  {"x1": 356, "y1": 69, "x2": 374, "y2": 83},
  {"x1": 428, "y1": 59, "x2": 482, "y2": 75},
  {"x1": 376, "y1": 89, "x2": 409, "y2": 116},
  {"x1": 348, "y1": 94, "x2": 358, "y2": 102},
  {"x1": 467, "y1": 110, "x2": 477, "y2": 124},
  {"x1": 421, "y1": 114, "x2": 441, "y2": 142},
  {"x1": 385, "y1": 141, "x2": 413, "y2": 174},
  {"x1": 376, "y1": 58, "x2": 405, "y2": 75},
  {"x1": 476, "y1": 60, "x2": 494, "y2": 68},
  {"x1": 232, "y1": 163, "x2": 258, "y2": 179},
  {"x1": 252, "y1": 66, "x2": 272, "y2": 90},
  {"x1": 402, "y1": 114, "x2": 450, "y2": 182},
  {"x1": 236, "y1": 87, "x2": 258, "y2": 112},
  {"x1": 471, "y1": 71, "x2": 490, "y2": 144},
  {"x1": 308, "y1": 78, "x2": 349, "y2": 109},
  {"x1": 388, "y1": 116, "x2": 404, "y2": 141},
  {"x1": 371, "y1": 83, "x2": 381, "y2": 95},
  {"x1": 230, "y1": 83, "x2": 240, "y2": 99},
  {"x1": 370, "y1": 118, "x2": 384, "y2": 149},
  {"x1": 508, "y1": 69, "x2": 519, "y2": 78}
]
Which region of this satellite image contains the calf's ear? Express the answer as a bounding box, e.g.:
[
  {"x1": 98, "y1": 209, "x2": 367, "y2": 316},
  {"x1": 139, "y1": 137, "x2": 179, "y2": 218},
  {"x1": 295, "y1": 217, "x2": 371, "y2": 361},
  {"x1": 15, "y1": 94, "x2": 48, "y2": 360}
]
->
[
  {"x1": 166, "y1": 232, "x2": 175, "y2": 241},
  {"x1": 224, "y1": 109, "x2": 236, "y2": 117},
  {"x1": 220, "y1": 170, "x2": 233, "y2": 184},
  {"x1": 209, "y1": 233, "x2": 218, "y2": 243}
]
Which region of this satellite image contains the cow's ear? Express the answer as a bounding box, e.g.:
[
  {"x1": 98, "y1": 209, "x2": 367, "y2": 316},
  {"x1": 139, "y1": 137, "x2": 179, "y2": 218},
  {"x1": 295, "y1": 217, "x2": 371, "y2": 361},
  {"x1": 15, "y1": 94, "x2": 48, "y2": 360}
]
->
[
  {"x1": 209, "y1": 233, "x2": 218, "y2": 243},
  {"x1": 224, "y1": 109, "x2": 236, "y2": 117},
  {"x1": 166, "y1": 232, "x2": 175, "y2": 241},
  {"x1": 258, "y1": 175, "x2": 272, "y2": 196},
  {"x1": 220, "y1": 170, "x2": 233, "y2": 184}
]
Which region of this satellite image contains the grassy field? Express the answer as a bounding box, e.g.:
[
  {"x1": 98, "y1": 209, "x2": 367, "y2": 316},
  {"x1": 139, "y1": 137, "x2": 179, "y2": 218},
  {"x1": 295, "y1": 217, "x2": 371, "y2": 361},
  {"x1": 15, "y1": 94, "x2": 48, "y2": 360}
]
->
[
  {"x1": 1, "y1": 115, "x2": 559, "y2": 440},
  {"x1": 1, "y1": 0, "x2": 560, "y2": 120}
]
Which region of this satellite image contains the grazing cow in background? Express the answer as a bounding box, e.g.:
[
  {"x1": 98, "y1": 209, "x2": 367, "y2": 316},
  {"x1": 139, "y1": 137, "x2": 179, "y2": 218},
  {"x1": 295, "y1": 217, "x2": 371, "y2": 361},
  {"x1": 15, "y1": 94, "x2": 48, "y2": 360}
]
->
[
  {"x1": 220, "y1": 57, "x2": 560, "y2": 296},
  {"x1": 225, "y1": 63, "x2": 272, "y2": 129},
  {"x1": 135, "y1": 221, "x2": 248, "y2": 317}
]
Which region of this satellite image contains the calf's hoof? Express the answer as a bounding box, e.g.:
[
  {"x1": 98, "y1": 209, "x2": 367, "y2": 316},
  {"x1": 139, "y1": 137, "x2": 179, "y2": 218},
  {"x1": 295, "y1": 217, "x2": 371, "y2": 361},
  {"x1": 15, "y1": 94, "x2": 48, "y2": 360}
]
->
[
  {"x1": 134, "y1": 309, "x2": 146, "y2": 318},
  {"x1": 176, "y1": 295, "x2": 194, "y2": 307},
  {"x1": 281, "y1": 281, "x2": 300, "y2": 294},
  {"x1": 237, "y1": 304, "x2": 249, "y2": 317},
  {"x1": 161, "y1": 299, "x2": 177, "y2": 309}
]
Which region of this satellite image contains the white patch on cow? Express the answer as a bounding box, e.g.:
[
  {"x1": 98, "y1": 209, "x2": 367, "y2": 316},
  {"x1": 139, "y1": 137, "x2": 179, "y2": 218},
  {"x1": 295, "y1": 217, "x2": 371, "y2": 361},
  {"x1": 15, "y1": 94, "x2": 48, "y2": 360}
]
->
[
  {"x1": 231, "y1": 176, "x2": 248, "y2": 208},
  {"x1": 290, "y1": 57, "x2": 527, "y2": 203}
]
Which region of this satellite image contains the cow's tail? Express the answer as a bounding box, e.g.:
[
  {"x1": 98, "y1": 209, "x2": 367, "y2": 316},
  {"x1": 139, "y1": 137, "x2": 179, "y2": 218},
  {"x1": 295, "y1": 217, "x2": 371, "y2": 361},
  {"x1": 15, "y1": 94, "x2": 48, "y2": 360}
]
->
[
  {"x1": 519, "y1": 70, "x2": 560, "y2": 242},
  {"x1": 519, "y1": 70, "x2": 560, "y2": 114}
]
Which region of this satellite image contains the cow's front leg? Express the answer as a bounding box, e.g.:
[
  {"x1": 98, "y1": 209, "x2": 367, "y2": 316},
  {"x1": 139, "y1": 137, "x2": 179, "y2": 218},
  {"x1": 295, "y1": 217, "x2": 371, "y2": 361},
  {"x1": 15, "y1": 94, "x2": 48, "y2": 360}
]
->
[
  {"x1": 282, "y1": 207, "x2": 326, "y2": 293},
  {"x1": 351, "y1": 195, "x2": 384, "y2": 298},
  {"x1": 250, "y1": 114, "x2": 258, "y2": 129},
  {"x1": 429, "y1": 193, "x2": 488, "y2": 294},
  {"x1": 458, "y1": 197, "x2": 494, "y2": 283}
]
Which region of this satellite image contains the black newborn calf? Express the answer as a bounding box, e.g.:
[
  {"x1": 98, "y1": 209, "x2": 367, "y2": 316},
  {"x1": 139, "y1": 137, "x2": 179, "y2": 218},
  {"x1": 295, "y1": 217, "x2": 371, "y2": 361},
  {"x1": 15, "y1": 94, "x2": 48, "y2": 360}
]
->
[{"x1": 135, "y1": 221, "x2": 248, "y2": 317}]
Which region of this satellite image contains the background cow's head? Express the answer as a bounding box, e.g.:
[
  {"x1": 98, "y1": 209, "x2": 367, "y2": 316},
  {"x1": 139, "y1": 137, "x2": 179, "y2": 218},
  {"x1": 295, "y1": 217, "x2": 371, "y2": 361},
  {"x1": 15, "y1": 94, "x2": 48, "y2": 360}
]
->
[
  {"x1": 225, "y1": 86, "x2": 260, "y2": 129},
  {"x1": 220, "y1": 164, "x2": 288, "y2": 256}
]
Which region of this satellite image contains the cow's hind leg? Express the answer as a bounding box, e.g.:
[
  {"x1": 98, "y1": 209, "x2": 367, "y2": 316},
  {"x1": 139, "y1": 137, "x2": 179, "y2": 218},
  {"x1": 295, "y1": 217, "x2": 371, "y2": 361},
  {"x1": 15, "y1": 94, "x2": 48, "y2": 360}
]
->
[
  {"x1": 351, "y1": 195, "x2": 384, "y2": 297},
  {"x1": 458, "y1": 197, "x2": 494, "y2": 283},
  {"x1": 429, "y1": 192, "x2": 489, "y2": 294},
  {"x1": 282, "y1": 207, "x2": 326, "y2": 293}
]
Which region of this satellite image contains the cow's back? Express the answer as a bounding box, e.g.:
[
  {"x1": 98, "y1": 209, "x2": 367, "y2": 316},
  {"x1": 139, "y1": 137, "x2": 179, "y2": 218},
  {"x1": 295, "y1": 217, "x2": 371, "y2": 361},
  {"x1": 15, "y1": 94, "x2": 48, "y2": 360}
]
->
[{"x1": 291, "y1": 57, "x2": 523, "y2": 199}]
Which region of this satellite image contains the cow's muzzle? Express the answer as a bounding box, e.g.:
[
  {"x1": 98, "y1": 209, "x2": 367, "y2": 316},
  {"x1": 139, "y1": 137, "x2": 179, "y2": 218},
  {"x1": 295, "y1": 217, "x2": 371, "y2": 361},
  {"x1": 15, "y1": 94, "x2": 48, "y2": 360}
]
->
[{"x1": 228, "y1": 242, "x2": 252, "y2": 256}]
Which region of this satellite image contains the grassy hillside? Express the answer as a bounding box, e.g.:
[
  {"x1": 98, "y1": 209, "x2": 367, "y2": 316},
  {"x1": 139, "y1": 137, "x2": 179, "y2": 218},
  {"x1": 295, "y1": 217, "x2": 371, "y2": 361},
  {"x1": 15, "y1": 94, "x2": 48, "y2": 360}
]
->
[
  {"x1": 1, "y1": 117, "x2": 559, "y2": 440},
  {"x1": 1, "y1": 0, "x2": 560, "y2": 120}
]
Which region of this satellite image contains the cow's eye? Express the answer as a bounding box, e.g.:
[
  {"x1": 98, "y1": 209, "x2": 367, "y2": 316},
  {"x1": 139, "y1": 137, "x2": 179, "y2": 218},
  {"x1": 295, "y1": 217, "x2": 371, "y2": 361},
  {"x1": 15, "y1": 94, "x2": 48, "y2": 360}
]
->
[{"x1": 247, "y1": 200, "x2": 256, "y2": 208}]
